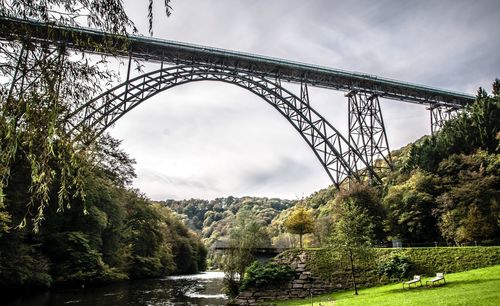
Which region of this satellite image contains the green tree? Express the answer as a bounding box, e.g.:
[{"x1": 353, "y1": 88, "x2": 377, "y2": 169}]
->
[
  {"x1": 383, "y1": 171, "x2": 440, "y2": 243},
  {"x1": 328, "y1": 196, "x2": 375, "y2": 295},
  {"x1": 221, "y1": 208, "x2": 270, "y2": 297},
  {"x1": 435, "y1": 153, "x2": 500, "y2": 245},
  {"x1": 283, "y1": 205, "x2": 314, "y2": 248},
  {"x1": 0, "y1": 201, "x2": 10, "y2": 237},
  {"x1": 492, "y1": 78, "x2": 500, "y2": 97},
  {"x1": 334, "y1": 183, "x2": 385, "y2": 242},
  {"x1": 0, "y1": 0, "x2": 171, "y2": 231}
]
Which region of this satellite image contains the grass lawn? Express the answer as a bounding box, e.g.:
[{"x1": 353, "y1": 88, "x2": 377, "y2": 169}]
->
[{"x1": 271, "y1": 265, "x2": 500, "y2": 306}]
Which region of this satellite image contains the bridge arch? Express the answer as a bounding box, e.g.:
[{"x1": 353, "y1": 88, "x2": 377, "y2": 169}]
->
[{"x1": 66, "y1": 64, "x2": 378, "y2": 187}]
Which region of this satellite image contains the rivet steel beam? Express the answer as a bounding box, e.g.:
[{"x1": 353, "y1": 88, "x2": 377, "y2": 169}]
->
[
  {"x1": 0, "y1": 16, "x2": 475, "y2": 108},
  {"x1": 347, "y1": 91, "x2": 392, "y2": 182},
  {"x1": 429, "y1": 105, "x2": 460, "y2": 135},
  {"x1": 66, "y1": 64, "x2": 380, "y2": 187}
]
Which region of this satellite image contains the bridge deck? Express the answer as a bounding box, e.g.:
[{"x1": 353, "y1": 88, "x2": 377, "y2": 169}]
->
[{"x1": 0, "y1": 16, "x2": 474, "y2": 107}]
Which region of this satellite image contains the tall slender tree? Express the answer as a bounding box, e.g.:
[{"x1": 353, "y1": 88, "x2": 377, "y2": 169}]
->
[{"x1": 328, "y1": 197, "x2": 375, "y2": 295}]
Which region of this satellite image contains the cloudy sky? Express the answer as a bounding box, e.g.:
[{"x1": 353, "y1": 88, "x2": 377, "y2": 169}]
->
[{"x1": 108, "y1": 0, "x2": 500, "y2": 201}]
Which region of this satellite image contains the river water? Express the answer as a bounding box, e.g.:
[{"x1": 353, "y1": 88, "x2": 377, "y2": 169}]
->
[{"x1": 5, "y1": 271, "x2": 228, "y2": 306}]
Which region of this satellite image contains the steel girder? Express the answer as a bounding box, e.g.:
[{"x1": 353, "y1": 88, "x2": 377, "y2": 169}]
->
[
  {"x1": 347, "y1": 91, "x2": 392, "y2": 182},
  {"x1": 0, "y1": 16, "x2": 475, "y2": 108},
  {"x1": 66, "y1": 64, "x2": 380, "y2": 187},
  {"x1": 430, "y1": 105, "x2": 460, "y2": 135}
]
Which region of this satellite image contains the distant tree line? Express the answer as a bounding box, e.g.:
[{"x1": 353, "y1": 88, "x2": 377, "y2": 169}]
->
[{"x1": 162, "y1": 197, "x2": 295, "y2": 247}]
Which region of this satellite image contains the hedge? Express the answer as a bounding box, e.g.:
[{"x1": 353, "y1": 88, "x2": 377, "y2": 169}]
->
[{"x1": 282, "y1": 246, "x2": 500, "y2": 288}]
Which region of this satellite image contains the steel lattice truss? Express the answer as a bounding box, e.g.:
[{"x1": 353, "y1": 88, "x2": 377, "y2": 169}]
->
[
  {"x1": 347, "y1": 91, "x2": 393, "y2": 177},
  {"x1": 0, "y1": 16, "x2": 474, "y2": 107},
  {"x1": 0, "y1": 16, "x2": 476, "y2": 188},
  {"x1": 66, "y1": 64, "x2": 379, "y2": 187},
  {"x1": 430, "y1": 105, "x2": 460, "y2": 135}
]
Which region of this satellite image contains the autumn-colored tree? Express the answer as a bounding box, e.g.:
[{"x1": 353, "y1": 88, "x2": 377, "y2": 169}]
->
[{"x1": 284, "y1": 206, "x2": 314, "y2": 248}]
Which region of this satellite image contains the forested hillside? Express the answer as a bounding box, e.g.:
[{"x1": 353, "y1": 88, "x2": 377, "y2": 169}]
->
[
  {"x1": 161, "y1": 197, "x2": 295, "y2": 246},
  {"x1": 0, "y1": 135, "x2": 207, "y2": 290},
  {"x1": 276, "y1": 81, "x2": 500, "y2": 247},
  {"x1": 188, "y1": 81, "x2": 500, "y2": 250}
]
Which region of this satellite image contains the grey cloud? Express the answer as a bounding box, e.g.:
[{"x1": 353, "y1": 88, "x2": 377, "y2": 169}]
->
[{"x1": 108, "y1": 0, "x2": 500, "y2": 200}]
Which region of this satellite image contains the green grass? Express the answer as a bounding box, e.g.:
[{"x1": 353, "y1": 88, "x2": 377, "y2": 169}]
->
[{"x1": 271, "y1": 265, "x2": 500, "y2": 306}]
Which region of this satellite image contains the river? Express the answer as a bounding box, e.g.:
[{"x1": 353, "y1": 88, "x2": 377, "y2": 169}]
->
[{"x1": 5, "y1": 271, "x2": 228, "y2": 306}]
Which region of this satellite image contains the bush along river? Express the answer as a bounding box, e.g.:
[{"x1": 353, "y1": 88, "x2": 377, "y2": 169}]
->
[{"x1": 5, "y1": 271, "x2": 227, "y2": 306}]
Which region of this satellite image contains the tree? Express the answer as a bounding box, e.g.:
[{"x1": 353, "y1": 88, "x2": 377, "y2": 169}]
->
[
  {"x1": 333, "y1": 183, "x2": 385, "y2": 243},
  {"x1": 0, "y1": 0, "x2": 171, "y2": 231},
  {"x1": 283, "y1": 206, "x2": 314, "y2": 248},
  {"x1": 434, "y1": 153, "x2": 500, "y2": 245},
  {"x1": 328, "y1": 196, "x2": 375, "y2": 295},
  {"x1": 493, "y1": 78, "x2": 500, "y2": 97},
  {"x1": 221, "y1": 208, "x2": 270, "y2": 297},
  {"x1": 383, "y1": 171, "x2": 440, "y2": 243}
]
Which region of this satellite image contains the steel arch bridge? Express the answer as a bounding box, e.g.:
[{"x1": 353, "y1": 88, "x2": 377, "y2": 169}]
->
[
  {"x1": 66, "y1": 64, "x2": 377, "y2": 188},
  {"x1": 0, "y1": 16, "x2": 476, "y2": 188}
]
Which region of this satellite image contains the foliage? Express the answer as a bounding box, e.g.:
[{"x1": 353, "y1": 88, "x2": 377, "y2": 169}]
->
[
  {"x1": 0, "y1": 0, "x2": 135, "y2": 231},
  {"x1": 0, "y1": 156, "x2": 207, "y2": 287},
  {"x1": 406, "y1": 86, "x2": 500, "y2": 173},
  {"x1": 376, "y1": 252, "x2": 412, "y2": 280},
  {"x1": 0, "y1": 0, "x2": 209, "y2": 292},
  {"x1": 303, "y1": 246, "x2": 500, "y2": 289},
  {"x1": 163, "y1": 197, "x2": 294, "y2": 247},
  {"x1": 434, "y1": 152, "x2": 500, "y2": 245},
  {"x1": 220, "y1": 208, "x2": 270, "y2": 297},
  {"x1": 283, "y1": 206, "x2": 314, "y2": 248},
  {"x1": 383, "y1": 170, "x2": 440, "y2": 243},
  {"x1": 328, "y1": 190, "x2": 376, "y2": 295},
  {"x1": 240, "y1": 261, "x2": 296, "y2": 290},
  {"x1": 0, "y1": 238, "x2": 52, "y2": 289},
  {"x1": 0, "y1": 0, "x2": 172, "y2": 232},
  {"x1": 333, "y1": 183, "x2": 385, "y2": 242},
  {"x1": 0, "y1": 200, "x2": 10, "y2": 237},
  {"x1": 378, "y1": 82, "x2": 500, "y2": 245}
]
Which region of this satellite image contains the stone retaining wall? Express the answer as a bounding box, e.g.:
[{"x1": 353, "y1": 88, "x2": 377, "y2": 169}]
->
[{"x1": 233, "y1": 251, "x2": 334, "y2": 305}]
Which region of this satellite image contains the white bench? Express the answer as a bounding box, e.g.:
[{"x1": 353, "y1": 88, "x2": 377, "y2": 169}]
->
[
  {"x1": 403, "y1": 275, "x2": 422, "y2": 288},
  {"x1": 426, "y1": 272, "x2": 446, "y2": 286}
]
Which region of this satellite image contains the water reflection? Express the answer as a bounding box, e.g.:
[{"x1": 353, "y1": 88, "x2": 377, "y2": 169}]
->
[{"x1": 5, "y1": 272, "x2": 227, "y2": 306}]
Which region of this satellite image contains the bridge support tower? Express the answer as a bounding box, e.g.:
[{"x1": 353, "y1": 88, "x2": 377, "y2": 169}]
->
[
  {"x1": 430, "y1": 105, "x2": 460, "y2": 135},
  {"x1": 347, "y1": 90, "x2": 392, "y2": 183}
]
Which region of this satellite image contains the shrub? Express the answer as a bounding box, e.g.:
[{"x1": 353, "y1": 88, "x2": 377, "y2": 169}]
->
[
  {"x1": 377, "y1": 252, "x2": 412, "y2": 280},
  {"x1": 240, "y1": 261, "x2": 296, "y2": 290}
]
